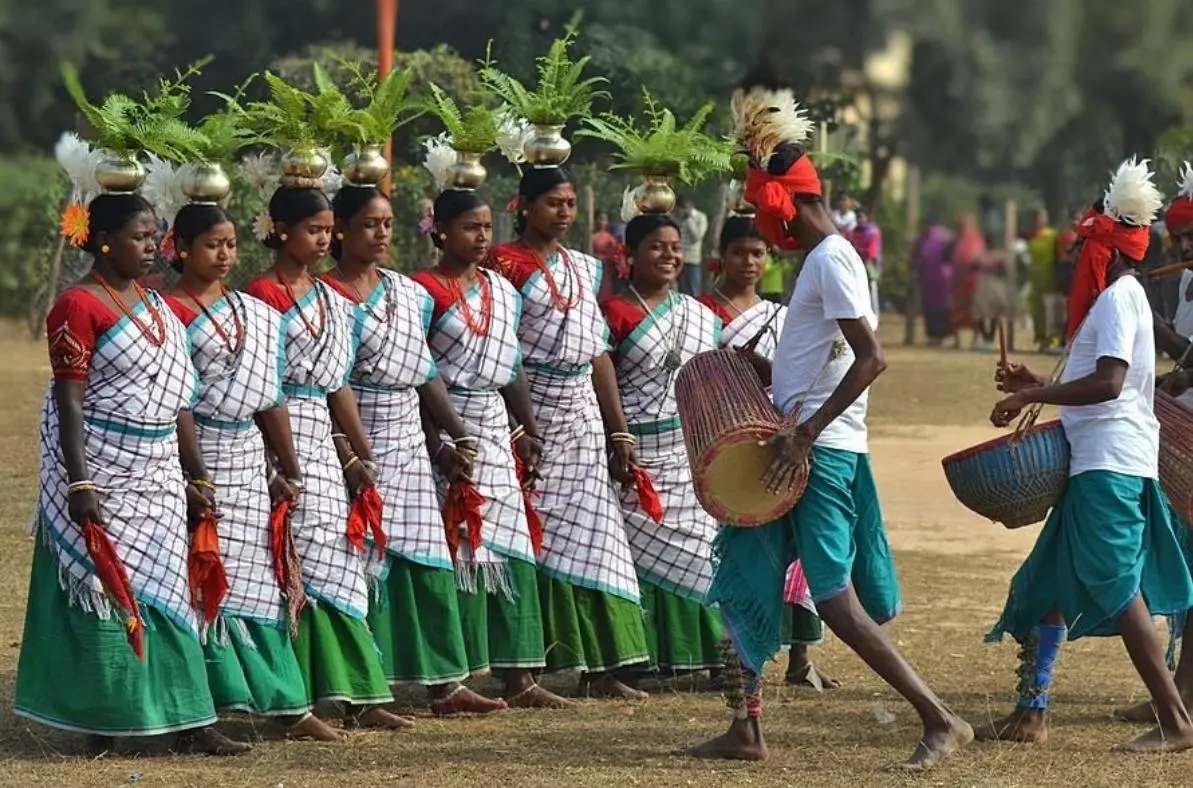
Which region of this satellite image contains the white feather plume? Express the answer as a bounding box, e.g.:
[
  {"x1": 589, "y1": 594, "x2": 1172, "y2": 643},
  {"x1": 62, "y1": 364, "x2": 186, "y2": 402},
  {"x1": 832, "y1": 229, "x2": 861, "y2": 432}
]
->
[
  {"x1": 54, "y1": 132, "x2": 103, "y2": 205},
  {"x1": 620, "y1": 185, "x2": 642, "y2": 223},
  {"x1": 1177, "y1": 162, "x2": 1193, "y2": 200},
  {"x1": 238, "y1": 151, "x2": 280, "y2": 202},
  {"x1": 730, "y1": 87, "x2": 815, "y2": 167},
  {"x1": 1103, "y1": 157, "x2": 1163, "y2": 227},
  {"x1": 322, "y1": 153, "x2": 343, "y2": 198},
  {"x1": 141, "y1": 154, "x2": 187, "y2": 228},
  {"x1": 422, "y1": 133, "x2": 457, "y2": 192},
  {"x1": 496, "y1": 109, "x2": 535, "y2": 167}
]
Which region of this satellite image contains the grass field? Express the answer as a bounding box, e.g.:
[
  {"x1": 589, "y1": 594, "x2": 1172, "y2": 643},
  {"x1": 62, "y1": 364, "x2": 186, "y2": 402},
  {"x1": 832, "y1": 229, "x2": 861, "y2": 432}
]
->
[{"x1": 0, "y1": 321, "x2": 1189, "y2": 787}]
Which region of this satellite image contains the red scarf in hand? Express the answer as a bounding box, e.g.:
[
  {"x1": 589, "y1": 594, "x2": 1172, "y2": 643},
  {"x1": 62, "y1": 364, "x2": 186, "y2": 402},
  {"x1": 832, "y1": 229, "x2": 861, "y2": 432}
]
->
[
  {"x1": 512, "y1": 448, "x2": 544, "y2": 555},
  {"x1": 187, "y1": 509, "x2": 229, "y2": 626},
  {"x1": 268, "y1": 500, "x2": 307, "y2": 639},
  {"x1": 346, "y1": 485, "x2": 387, "y2": 558},
  {"x1": 632, "y1": 467, "x2": 665, "y2": 524},
  {"x1": 444, "y1": 480, "x2": 486, "y2": 561},
  {"x1": 82, "y1": 519, "x2": 145, "y2": 660},
  {"x1": 743, "y1": 156, "x2": 821, "y2": 251},
  {"x1": 1066, "y1": 209, "x2": 1151, "y2": 341}
]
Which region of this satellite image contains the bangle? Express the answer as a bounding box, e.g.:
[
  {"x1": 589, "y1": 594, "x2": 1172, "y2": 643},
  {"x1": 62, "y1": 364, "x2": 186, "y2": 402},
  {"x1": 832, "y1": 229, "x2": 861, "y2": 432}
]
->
[
  {"x1": 191, "y1": 479, "x2": 216, "y2": 491},
  {"x1": 68, "y1": 481, "x2": 96, "y2": 494},
  {"x1": 343, "y1": 454, "x2": 361, "y2": 472},
  {"x1": 267, "y1": 469, "x2": 279, "y2": 486},
  {"x1": 609, "y1": 432, "x2": 637, "y2": 446},
  {"x1": 432, "y1": 443, "x2": 448, "y2": 462},
  {"x1": 510, "y1": 424, "x2": 526, "y2": 442},
  {"x1": 455, "y1": 435, "x2": 478, "y2": 445},
  {"x1": 331, "y1": 433, "x2": 348, "y2": 441}
]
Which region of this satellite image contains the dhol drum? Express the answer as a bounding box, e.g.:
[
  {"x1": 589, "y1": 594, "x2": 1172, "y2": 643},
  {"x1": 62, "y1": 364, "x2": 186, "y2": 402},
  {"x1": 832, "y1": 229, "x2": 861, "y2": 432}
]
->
[
  {"x1": 1155, "y1": 389, "x2": 1193, "y2": 525},
  {"x1": 675, "y1": 348, "x2": 807, "y2": 526}
]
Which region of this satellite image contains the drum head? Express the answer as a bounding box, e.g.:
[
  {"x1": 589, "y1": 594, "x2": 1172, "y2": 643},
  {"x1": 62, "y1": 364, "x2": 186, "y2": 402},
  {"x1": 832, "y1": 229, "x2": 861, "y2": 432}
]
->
[{"x1": 694, "y1": 430, "x2": 806, "y2": 526}]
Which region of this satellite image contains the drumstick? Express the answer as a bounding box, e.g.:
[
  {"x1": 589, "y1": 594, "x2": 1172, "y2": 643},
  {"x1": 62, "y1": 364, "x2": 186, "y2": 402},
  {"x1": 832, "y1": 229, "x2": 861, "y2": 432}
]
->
[
  {"x1": 1145, "y1": 259, "x2": 1193, "y2": 280},
  {"x1": 997, "y1": 319, "x2": 1007, "y2": 369}
]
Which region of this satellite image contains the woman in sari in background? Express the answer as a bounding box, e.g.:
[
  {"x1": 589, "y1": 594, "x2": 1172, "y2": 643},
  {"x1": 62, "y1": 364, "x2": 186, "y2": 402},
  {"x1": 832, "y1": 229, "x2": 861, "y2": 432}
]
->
[
  {"x1": 950, "y1": 213, "x2": 988, "y2": 349},
  {"x1": 15, "y1": 193, "x2": 248, "y2": 756},
  {"x1": 913, "y1": 220, "x2": 953, "y2": 345}
]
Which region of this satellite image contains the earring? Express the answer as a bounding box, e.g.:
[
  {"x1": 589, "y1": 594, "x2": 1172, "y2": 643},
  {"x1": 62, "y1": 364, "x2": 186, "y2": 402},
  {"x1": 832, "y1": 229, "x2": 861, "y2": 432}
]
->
[
  {"x1": 335, "y1": 232, "x2": 345, "y2": 241},
  {"x1": 100, "y1": 244, "x2": 110, "y2": 254},
  {"x1": 438, "y1": 233, "x2": 447, "y2": 241},
  {"x1": 178, "y1": 250, "x2": 188, "y2": 260},
  {"x1": 279, "y1": 233, "x2": 288, "y2": 242}
]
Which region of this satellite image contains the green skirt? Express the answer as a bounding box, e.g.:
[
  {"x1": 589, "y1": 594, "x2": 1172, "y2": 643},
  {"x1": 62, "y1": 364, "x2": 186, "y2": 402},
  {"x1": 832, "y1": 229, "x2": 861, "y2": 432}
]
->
[
  {"x1": 987, "y1": 472, "x2": 1193, "y2": 643},
  {"x1": 14, "y1": 538, "x2": 217, "y2": 736},
  {"x1": 456, "y1": 557, "x2": 546, "y2": 671},
  {"x1": 781, "y1": 604, "x2": 824, "y2": 647},
  {"x1": 293, "y1": 603, "x2": 393, "y2": 705},
  {"x1": 368, "y1": 556, "x2": 471, "y2": 685},
  {"x1": 203, "y1": 618, "x2": 310, "y2": 717},
  {"x1": 639, "y1": 579, "x2": 724, "y2": 672},
  {"x1": 538, "y1": 573, "x2": 650, "y2": 673},
  {"x1": 708, "y1": 448, "x2": 899, "y2": 672}
]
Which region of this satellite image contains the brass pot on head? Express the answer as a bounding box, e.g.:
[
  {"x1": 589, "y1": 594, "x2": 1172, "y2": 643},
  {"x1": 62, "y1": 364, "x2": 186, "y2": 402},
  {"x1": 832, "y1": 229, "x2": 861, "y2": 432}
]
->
[
  {"x1": 280, "y1": 147, "x2": 330, "y2": 181},
  {"x1": 179, "y1": 161, "x2": 232, "y2": 204},
  {"x1": 444, "y1": 151, "x2": 487, "y2": 191},
  {"x1": 342, "y1": 144, "x2": 390, "y2": 187},
  {"x1": 523, "y1": 124, "x2": 571, "y2": 167},
  {"x1": 633, "y1": 174, "x2": 676, "y2": 214},
  {"x1": 95, "y1": 150, "x2": 146, "y2": 193}
]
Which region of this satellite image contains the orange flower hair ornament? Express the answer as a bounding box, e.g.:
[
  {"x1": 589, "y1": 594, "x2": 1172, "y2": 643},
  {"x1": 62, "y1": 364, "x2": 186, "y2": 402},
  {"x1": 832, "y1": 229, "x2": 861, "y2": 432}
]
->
[
  {"x1": 54, "y1": 132, "x2": 103, "y2": 248},
  {"x1": 59, "y1": 203, "x2": 90, "y2": 247}
]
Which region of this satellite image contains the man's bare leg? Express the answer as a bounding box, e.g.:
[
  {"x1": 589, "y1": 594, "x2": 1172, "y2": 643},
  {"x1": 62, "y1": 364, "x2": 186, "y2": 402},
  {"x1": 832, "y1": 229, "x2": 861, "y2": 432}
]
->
[
  {"x1": 1117, "y1": 609, "x2": 1193, "y2": 723},
  {"x1": 1113, "y1": 595, "x2": 1193, "y2": 753},
  {"x1": 684, "y1": 641, "x2": 767, "y2": 762},
  {"x1": 785, "y1": 644, "x2": 840, "y2": 690}
]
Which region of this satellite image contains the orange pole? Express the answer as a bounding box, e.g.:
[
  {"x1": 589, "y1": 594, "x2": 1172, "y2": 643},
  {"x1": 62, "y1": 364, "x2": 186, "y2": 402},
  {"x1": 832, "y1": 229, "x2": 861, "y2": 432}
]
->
[{"x1": 376, "y1": 0, "x2": 397, "y2": 195}]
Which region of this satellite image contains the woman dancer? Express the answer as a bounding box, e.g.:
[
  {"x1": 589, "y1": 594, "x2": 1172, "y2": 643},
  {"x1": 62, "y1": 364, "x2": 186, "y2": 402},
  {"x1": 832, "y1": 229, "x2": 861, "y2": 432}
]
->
[
  {"x1": 163, "y1": 203, "x2": 343, "y2": 740},
  {"x1": 14, "y1": 193, "x2": 248, "y2": 755},
  {"x1": 410, "y1": 188, "x2": 573, "y2": 709},
  {"x1": 488, "y1": 167, "x2": 650, "y2": 698},
  {"x1": 602, "y1": 213, "x2": 724, "y2": 676},
  {"x1": 243, "y1": 185, "x2": 406, "y2": 729},
  {"x1": 321, "y1": 184, "x2": 506, "y2": 714},
  {"x1": 698, "y1": 215, "x2": 836, "y2": 690}
]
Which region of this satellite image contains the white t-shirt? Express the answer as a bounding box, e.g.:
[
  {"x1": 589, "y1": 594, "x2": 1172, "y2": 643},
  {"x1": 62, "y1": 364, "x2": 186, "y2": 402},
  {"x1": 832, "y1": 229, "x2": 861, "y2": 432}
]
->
[
  {"x1": 1061, "y1": 275, "x2": 1158, "y2": 479},
  {"x1": 1173, "y1": 269, "x2": 1193, "y2": 408},
  {"x1": 771, "y1": 234, "x2": 877, "y2": 453},
  {"x1": 832, "y1": 209, "x2": 857, "y2": 233}
]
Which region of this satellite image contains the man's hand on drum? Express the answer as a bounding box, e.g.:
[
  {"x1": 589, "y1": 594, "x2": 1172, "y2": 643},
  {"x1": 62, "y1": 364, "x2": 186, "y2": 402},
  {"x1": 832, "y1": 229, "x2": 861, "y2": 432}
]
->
[
  {"x1": 608, "y1": 442, "x2": 638, "y2": 489},
  {"x1": 990, "y1": 392, "x2": 1028, "y2": 428},
  {"x1": 995, "y1": 361, "x2": 1045, "y2": 394},
  {"x1": 1159, "y1": 369, "x2": 1192, "y2": 398},
  {"x1": 762, "y1": 423, "x2": 814, "y2": 494}
]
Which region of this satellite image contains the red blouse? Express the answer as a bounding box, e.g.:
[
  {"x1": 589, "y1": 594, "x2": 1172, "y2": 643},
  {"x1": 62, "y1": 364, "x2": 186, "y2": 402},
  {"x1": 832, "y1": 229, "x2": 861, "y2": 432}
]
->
[
  {"x1": 695, "y1": 294, "x2": 734, "y2": 327},
  {"x1": 45, "y1": 288, "x2": 121, "y2": 381},
  {"x1": 410, "y1": 269, "x2": 460, "y2": 325},
  {"x1": 486, "y1": 242, "x2": 541, "y2": 290},
  {"x1": 162, "y1": 294, "x2": 199, "y2": 327},
  {"x1": 242, "y1": 276, "x2": 294, "y2": 315},
  {"x1": 317, "y1": 273, "x2": 359, "y2": 302},
  {"x1": 601, "y1": 296, "x2": 651, "y2": 348}
]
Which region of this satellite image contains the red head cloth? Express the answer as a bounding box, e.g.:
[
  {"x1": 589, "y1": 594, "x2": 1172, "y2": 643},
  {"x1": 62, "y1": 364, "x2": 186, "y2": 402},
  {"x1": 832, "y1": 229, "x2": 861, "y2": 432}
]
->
[
  {"x1": 743, "y1": 156, "x2": 821, "y2": 251},
  {"x1": 1166, "y1": 197, "x2": 1193, "y2": 234},
  {"x1": 1066, "y1": 208, "x2": 1151, "y2": 341}
]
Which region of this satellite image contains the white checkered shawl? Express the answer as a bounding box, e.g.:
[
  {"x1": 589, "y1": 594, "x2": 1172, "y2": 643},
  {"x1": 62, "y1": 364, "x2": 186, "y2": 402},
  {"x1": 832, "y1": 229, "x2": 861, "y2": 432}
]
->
[
  {"x1": 518, "y1": 249, "x2": 609, "y2": 374},
  {"x1": 347, "y1": 270, "x2": 447, "y2": 572},
  {"x1": 720, "y1": 301, "x2": 786, "y2": 360},
  {"x1": 36, "y1": 293, "x2": 201, "y2": 635},
  {"x1": 425, "y1": 269, "x2": 522, "y2": 391},
  {"x1": 277, "y1": 280, "x2": 369, "y2": 619},
  {"x1": 188, "y1": 294, "x2": 287, "y2": 626},
  {"x1": 526, "y1": 369, "x2": 640, "y2": 603},
  {"x1": 613, "y1": 295, "x2": 720, "y2": 601}
]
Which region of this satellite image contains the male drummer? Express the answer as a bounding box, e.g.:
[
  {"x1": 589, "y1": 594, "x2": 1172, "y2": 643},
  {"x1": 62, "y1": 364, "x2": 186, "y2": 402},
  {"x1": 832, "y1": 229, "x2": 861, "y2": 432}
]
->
[{"x1": 686, "y1": 74, "x2": 973, "y2": 770}]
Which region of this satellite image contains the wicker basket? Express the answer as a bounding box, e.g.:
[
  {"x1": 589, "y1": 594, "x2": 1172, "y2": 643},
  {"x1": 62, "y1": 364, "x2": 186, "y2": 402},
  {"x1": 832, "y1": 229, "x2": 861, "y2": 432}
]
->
[
  {"x1": 1155, "y1": 389, "x2": 1193, "y2": 525},
  {"x1": 941, "y1": 419, "x2": 1069, "y2": 529}
]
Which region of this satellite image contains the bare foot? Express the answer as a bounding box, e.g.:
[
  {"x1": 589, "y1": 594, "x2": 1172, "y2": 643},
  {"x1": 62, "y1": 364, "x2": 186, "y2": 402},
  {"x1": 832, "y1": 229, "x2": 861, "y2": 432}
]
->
[
  {"x1": 901, "y1": 715, "x2": 974, "y2": 771},
  {"x1": 972, "y1": 708, "x2": 1048, "y2": 743},
  {"x1": 505, "y1": 683, "x2": 578, "y2": 709},
  {"x1": 1113, "y1": 724, "x2": 1193, "y2": 753},
  {"x1": 286, "y1": 714, "x2": 347, "y2": 742},
  {"x1": 85, "y1": 734, "x2": 115, "y2": 756},
  {"x1": 784, "y1": 661, "x2": 840, "y2": 691},
  {"x1": 580, "y1": 673, "x2": 649, "y2": 700},
  {"x1": 1115, "y1": 699, "x2": 1159, "y2": 724},
  {"x1": 174, "y1": 726, "x2": 253, "y2": 756},
  {"x1": 348, "y1": 707, "x2": 416, "y2": 730},
  {"x1": 683, "y1": 717, "x2": 767, "y2": 761},
  {"x1": 429, "y1": 686, "x2": 508, "y2": 716}
]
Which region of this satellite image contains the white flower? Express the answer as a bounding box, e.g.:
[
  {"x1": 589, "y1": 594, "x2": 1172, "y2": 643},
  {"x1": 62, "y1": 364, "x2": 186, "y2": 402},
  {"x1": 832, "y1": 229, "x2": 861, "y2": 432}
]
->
[
  {"x1": 496, "y1": 108, "x2": 535, "y2": 166},
  {"x1": 422, "y1": 133, "x2": 457, "y2": 191},
  {"x1": 141, "y1": 154, "x2": 186, "y2": 228},
  {"x1": 620, "y1": 185, "x2": 643, "y2": 223},
  {"x1": 54, "y1": 131, "x2": 102, "y2": 205},
  {"x1": 251, "y1": 211, "x2": 274, "y2": 241},
  {"x1": 238, "y1": 151, "x2": 280, "y2": 200}
]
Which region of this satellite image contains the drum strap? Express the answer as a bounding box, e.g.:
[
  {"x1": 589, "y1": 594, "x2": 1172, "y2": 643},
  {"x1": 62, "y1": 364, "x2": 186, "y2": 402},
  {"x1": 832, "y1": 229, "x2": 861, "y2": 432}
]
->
[{"x1": 739, "y1": 306, "x2": 783, "y2": 356}]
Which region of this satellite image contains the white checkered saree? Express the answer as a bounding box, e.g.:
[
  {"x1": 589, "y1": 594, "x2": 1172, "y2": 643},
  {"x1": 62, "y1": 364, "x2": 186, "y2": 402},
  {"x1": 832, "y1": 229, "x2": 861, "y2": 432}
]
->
[
  {"x1": 526, "y1": 369, "x2": 640, "y2": 603},
  {"x1": 613, "y1": 295, "x2": 720, "y2": 601},
  {"x1": 718, "y1": 301, "x2": 815, "y2": 614},
  {"x1": 346, "y1": 271, "x2": 447, "y2": 575},
  {"x1": 517, "y1": 249, "x2": 609, "y2": 373},
  {"x1": 424, "y1": 270, "x2": 533, "y2": 598},
  {"x1": 36, "y1": 294, "x2": 200, "y2": 636},
  {"x1": 275, "y1": 280, "x2": 369, "y2": 620},
  {"x1": 720, "y1": 300, "x2": 786, "y2": 358},
  {"x1": 188, "y1": 292, "x2": 288, "y2": 635}
]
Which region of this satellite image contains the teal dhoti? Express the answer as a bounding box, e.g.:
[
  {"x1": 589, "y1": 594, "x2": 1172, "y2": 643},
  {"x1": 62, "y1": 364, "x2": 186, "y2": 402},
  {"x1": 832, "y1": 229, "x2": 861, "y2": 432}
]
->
[
  {"x1": 707, "y1": 447, "x2": 901, "y2": 672},
  {"x1": 987, "y1": 471, "x2": 1193, "y2": 644}
]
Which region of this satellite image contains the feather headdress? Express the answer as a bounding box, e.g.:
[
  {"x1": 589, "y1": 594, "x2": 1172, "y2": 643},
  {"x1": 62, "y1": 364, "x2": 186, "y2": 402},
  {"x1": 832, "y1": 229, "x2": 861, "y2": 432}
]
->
[
  {"x1": 422, "y1": 133, "x2": 458, "y2": 192},
  {"x1": 1178, "y1": 162, "x2": 1193, "y2": 200},
  {"x1": 54, "y1": 132, "x2": 103, "y2": 206},
  {"x1": 496, "y1": 109, "x2": 535, "y2": 169},
  {"x1": 1164, "y1": 161, "x2": 1193, "y2": 231},
  {"x1": 1102, "y1": 157, "x2": 1163, "y2": 228},
  {"x1": 141, "y1": 153, "x2": 187, "y2": 229},
  {"x1": 730, "y1": 87, "x2": 814, "y2": 169}
]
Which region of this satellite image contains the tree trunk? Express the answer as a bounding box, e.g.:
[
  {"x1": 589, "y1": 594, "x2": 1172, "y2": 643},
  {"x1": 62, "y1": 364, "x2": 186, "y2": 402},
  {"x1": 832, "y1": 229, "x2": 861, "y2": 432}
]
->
[{"x1": 31, "y1": 213, "x2": 69, "y2": 340}]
